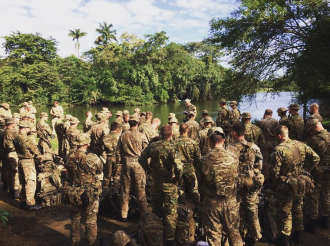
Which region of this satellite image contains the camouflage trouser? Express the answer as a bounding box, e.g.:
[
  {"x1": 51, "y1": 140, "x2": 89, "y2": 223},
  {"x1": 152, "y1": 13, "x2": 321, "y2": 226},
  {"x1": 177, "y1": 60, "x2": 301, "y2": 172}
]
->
[
  {"x1": 1, "y1": 155, "x2": 9, "y2": 188},
  {"x1": 152, "y1": 182, "x2": 179, "y2": 241},
  {"x1": 104, "y1": 156, "x2": 115, "y2": 188},
  {"x1": 120, "y1": 158, "x2": 148, "y2": 219},
  {"x1": 70, "y1": 200, "x2": 99, "y2": 246},
  {"x1": 240, "y1": 188, "x2": 262, "y2": 240},
  {"x1": 306, "y1": 172, "x2": 330, "y2": 219},
  {"x1": 179, "y1": 164, "x2": 200, "y2": 203},
  {"x1": 18, "y1": 159, "x2": 37, "y2": 205},
  {"x1": 203, "y1": 196, "x2": 243, "y2": 246},
  {"x1": 57, "y1": 136, "x2": 64, "y2": 158},
  {"x1": 261, "y1": 140, "x2": 275, "y2": 181},
  {"x1": 224, "y1": 131, "x2": 231, "y2": 147},
  {"x1": 8, "y1": 152, "x2": 20, "y2": 191},
  {"x1": 38, "y1": 141, "x2": 54, "y2": 161},
  {"x1": 277, "y1": 192, "x2": 304, "y2": 235}
]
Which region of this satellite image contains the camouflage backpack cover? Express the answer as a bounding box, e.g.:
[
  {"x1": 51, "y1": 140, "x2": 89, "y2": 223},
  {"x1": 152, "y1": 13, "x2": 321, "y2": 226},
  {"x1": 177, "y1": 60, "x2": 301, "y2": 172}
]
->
[
  {"x1": 176, "y1": 204, "x2": 195, "y2": 245},
  {"x1": 138, "y1": 212, "x2": 165, "y2": 246}
]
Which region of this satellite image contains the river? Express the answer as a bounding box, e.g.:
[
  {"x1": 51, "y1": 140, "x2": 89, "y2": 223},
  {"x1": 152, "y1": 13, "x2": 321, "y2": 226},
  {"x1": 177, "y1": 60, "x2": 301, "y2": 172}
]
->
[{"x1": 30, "y1": 91, "x2": 300, "y2": 125}]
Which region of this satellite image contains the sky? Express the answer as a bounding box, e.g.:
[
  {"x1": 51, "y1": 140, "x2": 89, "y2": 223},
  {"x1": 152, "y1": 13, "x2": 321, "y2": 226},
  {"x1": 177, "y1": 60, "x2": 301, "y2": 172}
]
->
[{"x1": 0, "y1": 0, "x2": 237, "y2": 58}]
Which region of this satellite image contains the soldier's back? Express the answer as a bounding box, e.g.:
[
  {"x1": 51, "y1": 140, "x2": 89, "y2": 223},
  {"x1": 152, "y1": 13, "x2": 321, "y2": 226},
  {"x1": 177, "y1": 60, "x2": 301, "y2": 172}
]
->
[
  {"x1": 257, "y1": 117, "x2": 279, "y2": 141},
  {"x1": 287, "y1": 114, "x2": 304, "y2": 140},
  {"x1": 186, "y1": 120, "x2": 200, "y2": 140}
]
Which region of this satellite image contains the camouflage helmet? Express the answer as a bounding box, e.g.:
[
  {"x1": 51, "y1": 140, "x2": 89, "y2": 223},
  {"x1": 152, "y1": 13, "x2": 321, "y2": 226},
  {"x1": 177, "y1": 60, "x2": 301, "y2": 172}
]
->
[
  {"x1": 277, "y1": 107, "x2": 288, "y2": 113},
  {"x1": 5, "y1": 118, "x2": 15, "y2": 125},
  {"x1": 241, "y1": 112, "x2": 252, "y2": 119},
  {"x1": 112, "y1": 230, "x2": 131, "y2": 246},
  {"x1": 73, "y1": 133, "x2": 91, "y2": 146},
  {"x1": 70, "y1": 117, "x2": 80, "y2": 124},
  {"x1": 168, "y1": 117, "x2": 178, "y2": 123},
  {"x1": 123, "y1": 110, "x2": 129, "y2": 115},
  {"x1": 204, "y1": 116, "x2": 213, "y2": 123},
  {"x1": 40, "y1": 112, "x2": 48, "y2": 118},
  {"x1": 115, "y1": 111, "x2": 123, "y2": 116},
  {"x1": 288, "y1": 103, "x2": 301, "y2": 110},
  {"x1": 201, "y1": 109, "x2": 209, "y2": 115},
  {"x1": 18, "y1": 120, "x2": 30, "y2": 128},
  {"x1": 1, "y1": 103, "x2": 10, "y2": 109},
  {"x1": 207, "y1": 127, "x2": 225, "y2": 138},
  {"x1": 129, "y1": 115, "x2": 139, "y2": 122},
  {"x1": 134, "y1": 108, "x2": 140, "y2": 113},
  {"x1": 185, "y1": 99, "x2": 191, "y2": 103},
  {"x1": 219, "y1": 99, "x2": 227, "y2": 104},
  {"x1": 168, "y1": 113, "x2": 175, "y2": 119},
  {"x1": 187, "y1": 111, "x2": 196, "y2": 116},
  {"x1": 101, "y1": 107, "x2": 110, "y2": 112},
  {"x1": 230, "y1": 101, "x2": 237, "y2": 105}
]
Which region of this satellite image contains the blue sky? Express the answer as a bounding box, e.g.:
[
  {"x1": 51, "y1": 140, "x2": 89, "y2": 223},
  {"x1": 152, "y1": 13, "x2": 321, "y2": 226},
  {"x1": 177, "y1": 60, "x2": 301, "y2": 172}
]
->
[{"x1": 0, "y1": 0, "x2": 237, "y2": 58}]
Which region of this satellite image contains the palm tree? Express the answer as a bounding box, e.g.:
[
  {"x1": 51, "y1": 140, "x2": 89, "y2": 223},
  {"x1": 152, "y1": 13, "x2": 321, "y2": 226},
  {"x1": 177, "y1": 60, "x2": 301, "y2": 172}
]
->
[
  {"x1": 94, "y1": 22, "x2": 117, "y2": 47},
  {"x1": 68, "y1": 29, "x2": 87, "y2": 58}
]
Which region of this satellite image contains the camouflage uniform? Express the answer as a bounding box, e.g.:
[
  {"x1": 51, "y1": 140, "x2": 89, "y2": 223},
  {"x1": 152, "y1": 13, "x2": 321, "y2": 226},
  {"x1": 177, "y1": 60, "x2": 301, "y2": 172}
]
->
[
  {"x1": 103, "y1": 131, "x2": 120, "y2": 188},
  {"x1": 244, "y1": 122, "x2": 265, "y2": 148},
  {"x1": 197, "y1": 126, "x2": 212, "y2": 156},
  {"x1": 230, "y1": 108, "x2": 241, "y2": 125},
  {"x1": 83, "y1": 118, "x2": 94, "y2": 133},
  {"x1": 13, "y1": 131, "x2": 41, "y2": 206},
  {"x1": 139, "y1": 139, "x2": 183, "y2": 241},
  {"x1": 270, "y1": 139, "x2": 319, "y2": 236},
  {"x1": 139, "y1": 121, "x2": 159, "y2": 143},
  {"x1": 185, "y1": 119, "x2": 201, "y2": 141},
  {"x1": 184, "y1": 102, "x2": 197, "y2": 122},
  {"x1": 117, "y1": 128, "x2": 148, "y2": 219},
  {"x1": 0, "y1": 103, "x2": 12, "y2": 120},
  {"x1": 196, "y1": 146, "x2": 243, "y2": 246},
  {"x1": 216, "y1": 105, "x2": 231, "y2": 144},
  {"x1": 0, "y1": 125, "x2": 7, "y2": 188},
  {"x1": 67, "y1": 138, "x2": 102, "y2": 246},
  {"x1": 174, "y1": 135, "x2": 201, "y2": 203},
  {"x1": 279, "y1": 115, "x2": 289, "y2": 127},
  {"x1": 257, "y1": 117, "x2": 279, "y2": 180},
  {"x1": 287, "y1": 114, "x2": 304, "y2": 141},
  {"x1": 55, "y1": 118, "x2": 65, "y2": 158},
  {"x1": 37, "y1": 117, "x2": 54, "y2": 160},
  {"x1": 303, "y1": 113, "x2": 324, "y2": 141},
  {"x1": 306, "y1": 130, "x2": 330, "y2": 219},
  {"x1": 88, "y1": 118, "x2": 109, "y2": 156},
  {"x1": 50, "y1": 105, "x2": 64, "y2": 134}
]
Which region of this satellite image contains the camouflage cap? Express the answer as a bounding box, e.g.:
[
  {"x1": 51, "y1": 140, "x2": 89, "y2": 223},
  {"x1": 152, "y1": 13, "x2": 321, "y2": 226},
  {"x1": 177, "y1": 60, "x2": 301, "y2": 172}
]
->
[
  {"x1": 168, "y1": 113, "x2": 176, "y2": 119},
  {"x1": 65, "y1": 114, "x2": 72, "y2": 120},
  {"x1": 204, "y1": 116, "x2": 213, "y2": 123},
  {"x1": 115, "y1": 111, "x2": 123, "y2": 116},
  {"x1": 288, "y1": 103, "x2": 301, "y2": 110},
  {"x1": 219, "y1": 99, "x2": 227, "y2": 104},
  {"x1": 169, "y1": 117, "x2": 178, "y2": 123},
  {"x1": 40, "y1": 112, "x2": 48, "y2": 118},
  {"x1": 201, "y1": 109, "x2": 209, "y2": 115},
  {"x1": 18, "y1": 120, "x2": 30, "y2": 128},
  {"x1": 70, "y1": 117, "x2": 80, "y2": 124},
  {"x1": 98, "y1": 113, "x2": 109, "y2": 121},
  {"x1": 230, "y1": 101, "x2": 237, "y2": 105},
  {"x1": 5, "y1": 118, "x2": 15, "y2": 125},
  {"x1": 129, "y1": 114, "x2": 139, "y2": 122},
  {"x1": 123, "y1": 110, "x2": 129, "y2": 115},
  {"x1": 207, "y1": 127, "x2": 225, "y2": 138},
  {"x1": 187, "y1": 111, "x2": 196, "y2": 116},
  {"x1": 277, "y1": 107, "x2": 288, "y2": 113},
  {"x1": 112, "y1": 230, "x2": 131, "y2": 246},
  {"x1": 1, "y1": 103, "x2": 10, "y2": 109},
  {"x1": 13, "y1": 113, "x2": 20, "y2": 118},
  {"x1": 73, "y1": 133, "x2": 91, "y2": 146},
  {"x1": 134, "y1": 108, "x2": 140, "y2": 113},
  {"x1": 185, "y1": 99, "x2": 191, "y2": 103},
  {"x1": 101, "y1": 107, "x2": 110, "y2": 112},
  {"x1": 241, "y1": 112, "x2": 252, "y2": 119}
]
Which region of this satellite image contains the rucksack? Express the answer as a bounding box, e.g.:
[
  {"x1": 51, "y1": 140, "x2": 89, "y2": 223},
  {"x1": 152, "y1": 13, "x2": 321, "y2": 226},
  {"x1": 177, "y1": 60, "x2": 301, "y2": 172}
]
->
[{"x1": 138, "y1": 212, "x2": 165, "y2": 246}]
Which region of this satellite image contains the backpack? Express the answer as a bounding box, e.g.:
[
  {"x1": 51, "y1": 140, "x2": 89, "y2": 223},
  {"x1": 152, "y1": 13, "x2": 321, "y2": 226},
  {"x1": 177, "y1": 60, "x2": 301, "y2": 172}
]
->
[
  {"x1": 176, "y1": 204, "x2": 195, "y2": 245},
  {"x1": 138, "y1": 212, "x2": 165, "y2": 246}
]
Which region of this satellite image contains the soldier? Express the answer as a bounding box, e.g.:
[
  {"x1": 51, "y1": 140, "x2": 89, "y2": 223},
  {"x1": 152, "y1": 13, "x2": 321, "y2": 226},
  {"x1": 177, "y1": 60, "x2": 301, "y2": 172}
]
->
[
  {"x1": 50, "y1": 101, "x2": 64, "y2": 135},
  {"x1": 174, "y1": 123, "x2": 201, "y2": 204},
  {"x1": 19, "y1": 102, "x2": 29, "y2": 115},
  {"x1": 270, "y1": 125, "x2": 319, "y2": 245},
  {"x1": 139, "y1": 111, "x2": 155, "y2": 142},
  {"x1": 64, "y1": 117, "x2": 81, "y2": 162},
  {"x1": 150, "y1": 118, "x2": 161, "y2": 138},
  {"x1": 216, "y1": 99, "x2": 231, "y2": 144},
  {"x1": 197, "y1": 116, "x2": 213, "y2": 156},
  {"x1": 103, "y1": 122, "x2": 121, "y2": 188},
  {"x1": 13, "y1": 120, "x2": 42, "y2": 210},
  {"x1": 230, "y1": 101, "x2": 241, "y2": 124},
  {"x1": 140, "y1": 112, "x2": 147, "y2": 123},
  {"x1": 21, "y1": 104, "x2": 35, "y2": 125},
  {"x1": 231, "y1": 122, "x2": 263, "y2": 245},
  {"x1": 0, "y1": 103, "x2": 12, "y2": 120},
  {"x1": 185, "y1": 111, "x2": 200, "y2": 141},
  {"x1": 0, "y1": 119, "x2": 7, "y2": 190},
  {"x1": 67, "y1": 133, "x2": 102, "y2": 246},
  {"x1": 139, "y1": 124, "x2": 183, "y2": 245},
  {"x1": 83, "y1": 111, "x2": 94, "y2": 133},
  {"x1": 37, "y1": 113, "x2": 54, "y2": 161},
  {"x1": 287, "y1": 103, "x2": 304, "y2": 141},
  {"x1": 277, "y1": 107, "x2": 289, "y2": 127},
  {"x1": 303, "y1": 103, "x2": 323, "y2": 141},
  {"x1": 114, "y1": 111, "x2": 124, "y2": 125},
  {"x1": 196, "y1": 127, "x2": 243, "y2": 246},
  {"x1": 133, "y1": 108, "x2": 141, "y2": 118},
  {"x1": 168, "y1": 117, "x2": 180, "y2": 140},
  {"x1": 117, "y1": 114, "x2": 148, "y2": 221},
  {"x1": 54, "y1": 113, "x2": 65, "y2": 158},
  {"x1": 199, "y1": 110, "x2": 215, "y2": 129},
  {"x1": 101, "y1": 107, "x2": 112, "y2": 119},
  {"x1": 241, "y1": 112, "x2": 265, "y2": 148},
  {"x1": 3, "y1": 118, "x2": 20, "y2": 198},
  {"x1": 28, "y1": 101, "x2": 37, "y2": 117},
  {"x1": 257, "y1": 109, "x2": 279, "y2": 181},
  {"x1": 122, "y1": 110, "x2": 130, "y2": 133},
  {"x1": 167, "y1": 113, "x2": 176, "y2": 122},
  {"x1": 88, "y1": 113, "x2": 110, "y2": 156},
  {"x1": 305, "y1": 120, "x2": 330, "y2": 232},
  {"x1": 309, "y1": 103, "x2": 323, "y2": 123}
]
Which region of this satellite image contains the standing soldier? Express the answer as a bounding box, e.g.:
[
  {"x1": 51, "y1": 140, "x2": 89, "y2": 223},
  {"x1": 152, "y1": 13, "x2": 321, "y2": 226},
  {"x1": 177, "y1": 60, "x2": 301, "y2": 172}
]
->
[
  {"x1": 277, "y1": 107, "x2": 289, "y2": 127},
  {"x1": 0, "y1": 103, "x2": 12, "y2": 120},
  {"x1": 121, "y1": 110, "x2": 130, "y2": 133},
  {"x1": 197, "y1": 116, "x2": 213, "y2": 157},
  {"x1": 114, "y1": 111, "x2": 124, "y2": 125},
  {"x1": 0, "y1": 119, "x2": 7, "y2": 190},
  {"x1": 257, "y1": 109, "x2": 279, "y2": 181},
  {"x1": 64, "y1": 117, "x2": 81, "y2": 162},
  {"x1": 308, "y1": 103, "x2": 323, "y2": 123},
  {"x1": 54, "y1": 113, "x2": 65, "y2": 158},
  {"x1": 184, "y1": 99, "x2": 197, "y2": 122},
  {"x1": 20, "y1": 102, "x2": 29, "y2": 115},
  {"x1": 50, "y1": 101, "x2": 64, "y2": 135},
  {"x1": 196, "y1": 127, "x2": 243, "y2": 246},
  {"x1": 174, "y1": 123, "x2": 201, "y2": 204},
  {"x1": 230, "y1": 101, "x2": 241, "y2": 124},
  {"x1": 270, "y1": 125, "x2": 319, "y2": 245},
  {"x1": 13, "y1": 120, "x2": 42, "y2": 210},
  {"x1": 305, "y1": 120, "x2": 330, "y2": 232},
  {"x1": 88, "y1": 113, "x2": 110, "y2": 157},
  {"x1": 28, "y1": 101, "x2": 37, "y2": 118},
  {"x1": 199, "y1": 110, "x2": 215, "y2": 129},
  {"x1": 117, "y1": 115, "x2": 148, "y2": 221},
  {"x1": 3, "y1": 118, "x2": 20, "y2": 198},
  {"x1": 216, "y1": 99, "x2": 231, "y2": 144},
  {"x1": 287, "y1": 103, "x2": 304, "y2": 141},
  {"x1": 67, "y1": 133, "x2": 102, "y2": 246},
  {"x1": 103, "y1": 122, "x2": 121, "y2": 188},
  {"x1": 139, "y1": 125, "x2": 183, "y2": 245},
  {"x1": 138, "y1": 111, "x2": 154, "y2": 142},
  {"x1": 303, "y1": 103, "x2": 323, "y2": 141},
  {"x1": 185, "y1": 111, "x2": 201, "y2": 141},
  {"x1": 37, "y1": 113, "x2": 53, "y2": 161},
  {"x1": 168, "y1": 117, "x2": 180, "y2": 140},
  {"x1": 133, "y1": 108, "x2": 141, "y2": 118},
  {"x1": 241, "y1": 112, "x2": 265, "y2": 148},
  {"x1": 83, "y1": 111, "x2": 94, "y2": 133}
]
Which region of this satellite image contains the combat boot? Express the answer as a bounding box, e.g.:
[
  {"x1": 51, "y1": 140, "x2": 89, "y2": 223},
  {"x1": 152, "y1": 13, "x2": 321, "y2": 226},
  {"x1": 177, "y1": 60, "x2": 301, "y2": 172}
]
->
[
  {"x1": 305, "y1": 218, "x2": 317, "y2": 233},
  {"x1": 319, "y1": 216, "x2": 330, "y2": 229},
  {"x1": 292, "y1": 231, "x2": 302, "y2": 244},
  {"x1": 27, "y1": 204, "x2": 43, "y2": 210}
]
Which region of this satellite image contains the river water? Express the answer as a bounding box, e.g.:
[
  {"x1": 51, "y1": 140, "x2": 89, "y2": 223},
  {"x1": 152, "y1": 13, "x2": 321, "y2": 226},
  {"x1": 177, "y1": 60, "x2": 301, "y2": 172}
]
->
[{"x1": 30, "y1": 91, "x2": 299, "y2": 125}]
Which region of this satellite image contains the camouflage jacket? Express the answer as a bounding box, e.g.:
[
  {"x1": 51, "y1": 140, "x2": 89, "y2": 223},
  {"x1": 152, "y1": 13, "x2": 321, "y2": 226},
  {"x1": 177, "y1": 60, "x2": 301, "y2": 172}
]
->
[
  {"x1": 186, "y1": 104, "x2": 197, "y2": 114},
  {"x1": 199, "y1": 118, "x2": 215, "y2": 129},
  {"x1": 0, "y1": 129, "x2": 5, "y2": 156},
  {"x1": 216, "y1": 106, "x2": 231, "y2": 131},
  {"x1": 287, "y1": 114, "x2": 304, "y2": 141},
  {"x1": 88, "y1": 121, "x2": 110, "y2": 148},
  {"x1": 103, "y1": 131, "x2": 120, "y2": 157},
  {"x1": 66, "y1": 128, "x2": 81, "y2": 149},
  {"x1": 50, "y1": 105, "x2": 63, "y2": 118},
  {"x1": 13, "y1": 132, "x2": 40, "y2": 159},
  {"x1": 174, "y1": 136, "x2": 201, "y2": 167},
  {"x1": 37, "y1": 118, "x2": 52, "y2": 138},
  {"x1": 0, "y1": 108, "x2": 12, "y2": 119},
  {"x1": 114, "y1": 117, "x2": 124, "y2": 125},
  {"x1": 197, "y1": 146, "x2": 239, "y2": 199},
  {"x1": 186, "y1": 119, "x2": 201, "y2": 141},
  {"x1": 67, "y1": 149, "x2": 103, "y2": 187},
  {"x1": 270, "y1": 139, "x2": 319, "y2": 180},
  {"x1": 54, "y1": 119, "x2": 65, "y2": 139},
  {"x1": 279, "y1": 115, "x2": 289, "y2": 127},
  {"x1": 257, "y1": 117, "x2": 279, "y2": 142},
  {"x1": 310, "y1": 112, "x2": 323, "y2": 123},
  {"x1": 139, "y1": 140, "x2": 183, "y2": 183},
  {"x1": 244, "y1": 123, "x2": 265, "y2": 148},
  {"x1": 171, "y1": 124, "x2": 180, "y2": 140},
  {"x1": 121, "y1": 122, "x2": 130, "y2": 133},
  {"x1": 117, "y1": 128, "x2": 148, "y2": 161},
  {"x1": 230, "y1": 108, "x2": 241, "y2": 124},
  {"x1": 139, "y1": 121, "x2": 159, "y2": 142},
  {"x1": 307, "y1": 130, "x2": 330, "y2": 166},
  {"x1": 197, "y1": 126, "x2": 212, "y2": 156},
  {"x1": 83, "y1": 118, "x2": 94, "y2": 133},
  {"x1": 3, "y1": 128, "x2": 18, "y2": 153},
  {"x1": 20, "y1": 108, "x2": 35, "y2": 120}
]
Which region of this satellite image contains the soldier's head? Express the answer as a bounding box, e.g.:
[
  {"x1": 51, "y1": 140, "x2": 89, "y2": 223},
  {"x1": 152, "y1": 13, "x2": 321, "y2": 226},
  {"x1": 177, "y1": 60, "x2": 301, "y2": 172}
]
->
[
  {"x1": 152, "y1": 118, "x2": 161, "y2": 129},
  {"x1": 160, "y1": 124, "x2": 172, "y2": 141},
  {"x1": 13, "y1": 113, "x2": 21, "y2": 123},
  {"x1": 288, "y1": 103, "x2": 300, "y2": 115},
  {"x1": 140, "y1": 112, "x2": 146, "y2": 119},
  {"x1": 18, "y1": 120, "x2": 30, "y2": 134},
  {"x1": 40, "y1": 112, "x2": 48, "y2": 120},
  {"x1": 5, "y1": 118, "x2": 16, "y2": 129},
  {"x1": 264, "y1": 109, "x2": 273, "y2": 117},
  {"x1": 219, "y1": 99, "x2": 227, "y2": 107},
  {"x1": 309, "y1": 103, "x2": 319, "y2": 115},
  {"x1": 274, "y1": 125, "x2": 289, "y2": 142},
  {"x1": 241, "y1": 112, "x2": 251, "y2": 123},
  {"x1": 110, "y1": 121, "x2": 121, "y2": 133},
  {"x1": 179, "y1": 123, "x2": 189, "y2": 136},
  {"x1": 207, "y1": 127, "x2": 225, "y2": 148},
  {"x1": 168, "y1": 117, "x2": 178, "y2": 127},
  {"x1": 204, "y1": 116, "x2": 213, "y2": 128},
  {"x1": 201, "y1": 110, "x2": 208, "y2": 118},
  {"x1": 231, "y1": 122, "x2": 246, "y2": 141},
  {"x1": 74, "y1": 133, "x2": 91, "y2": 149},
  {"x1": 115, "y1": 111, "x2": 123, "y2": 118},
  {"x1": 128, "y1": 115, "x2": 139, "y2": 127},
  {"x1": 187, "y1": 111, "x2": 196, "y2": 120},
  {"x1": 85, "y1": 111, "x2": 92, "y2": 118},
  {"x1": 307, "y1": 118, "x2": 323, "y2": 135},
  {"x1": 123, "y1": 110, "x2": 130, "y2": 122},
  {"x1": 230, "y1": 101, "x2": 237, "y2": 109},
  {"x1": 168, "y1": 113, "x2": 176, "y2": 121},
  {"x1": 69, "y1": 117, "x2": 80, "y2": 128},
  {"x1": 185, "y1": 99, "x2": 191, "y2": 106},
  {"x1": 146, "y1": 111, "x2": 153, "y2": 121},
  {"x1": 53, "y1": 100, "x2": 59, "y2": 106},
  {"x1": 277, "y1": 107, "x2": 287, "y2": 117}
]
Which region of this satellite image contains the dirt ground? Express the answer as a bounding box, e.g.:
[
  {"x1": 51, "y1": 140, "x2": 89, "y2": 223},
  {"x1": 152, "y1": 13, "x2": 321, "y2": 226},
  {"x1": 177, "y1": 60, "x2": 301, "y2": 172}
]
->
[{"x1": 1, "y1": 182, "x2": 330, "y2": 246}]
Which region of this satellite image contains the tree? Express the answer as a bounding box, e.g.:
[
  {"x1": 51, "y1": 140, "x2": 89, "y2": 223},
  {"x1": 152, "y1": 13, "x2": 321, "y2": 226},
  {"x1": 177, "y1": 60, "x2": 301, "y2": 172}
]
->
[
  {"x1": 68, "y1": 28, "x2": 87, "y2": 58},
  {"x1": 94, "y1": 22, "x2": 117, "y2": 47}
]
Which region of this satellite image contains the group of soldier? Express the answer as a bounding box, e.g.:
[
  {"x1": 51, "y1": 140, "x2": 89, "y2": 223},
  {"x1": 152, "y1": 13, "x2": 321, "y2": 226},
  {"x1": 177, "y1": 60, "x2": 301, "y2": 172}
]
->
[{"x1": 0, "y1": 98, "x2": 329, "y2": 246}]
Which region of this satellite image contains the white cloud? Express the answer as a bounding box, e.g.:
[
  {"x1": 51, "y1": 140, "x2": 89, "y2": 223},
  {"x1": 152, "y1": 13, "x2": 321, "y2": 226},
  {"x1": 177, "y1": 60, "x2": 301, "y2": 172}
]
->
[{"x1": 0, "y1": 0, "x2": 237, "y2": 57}]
